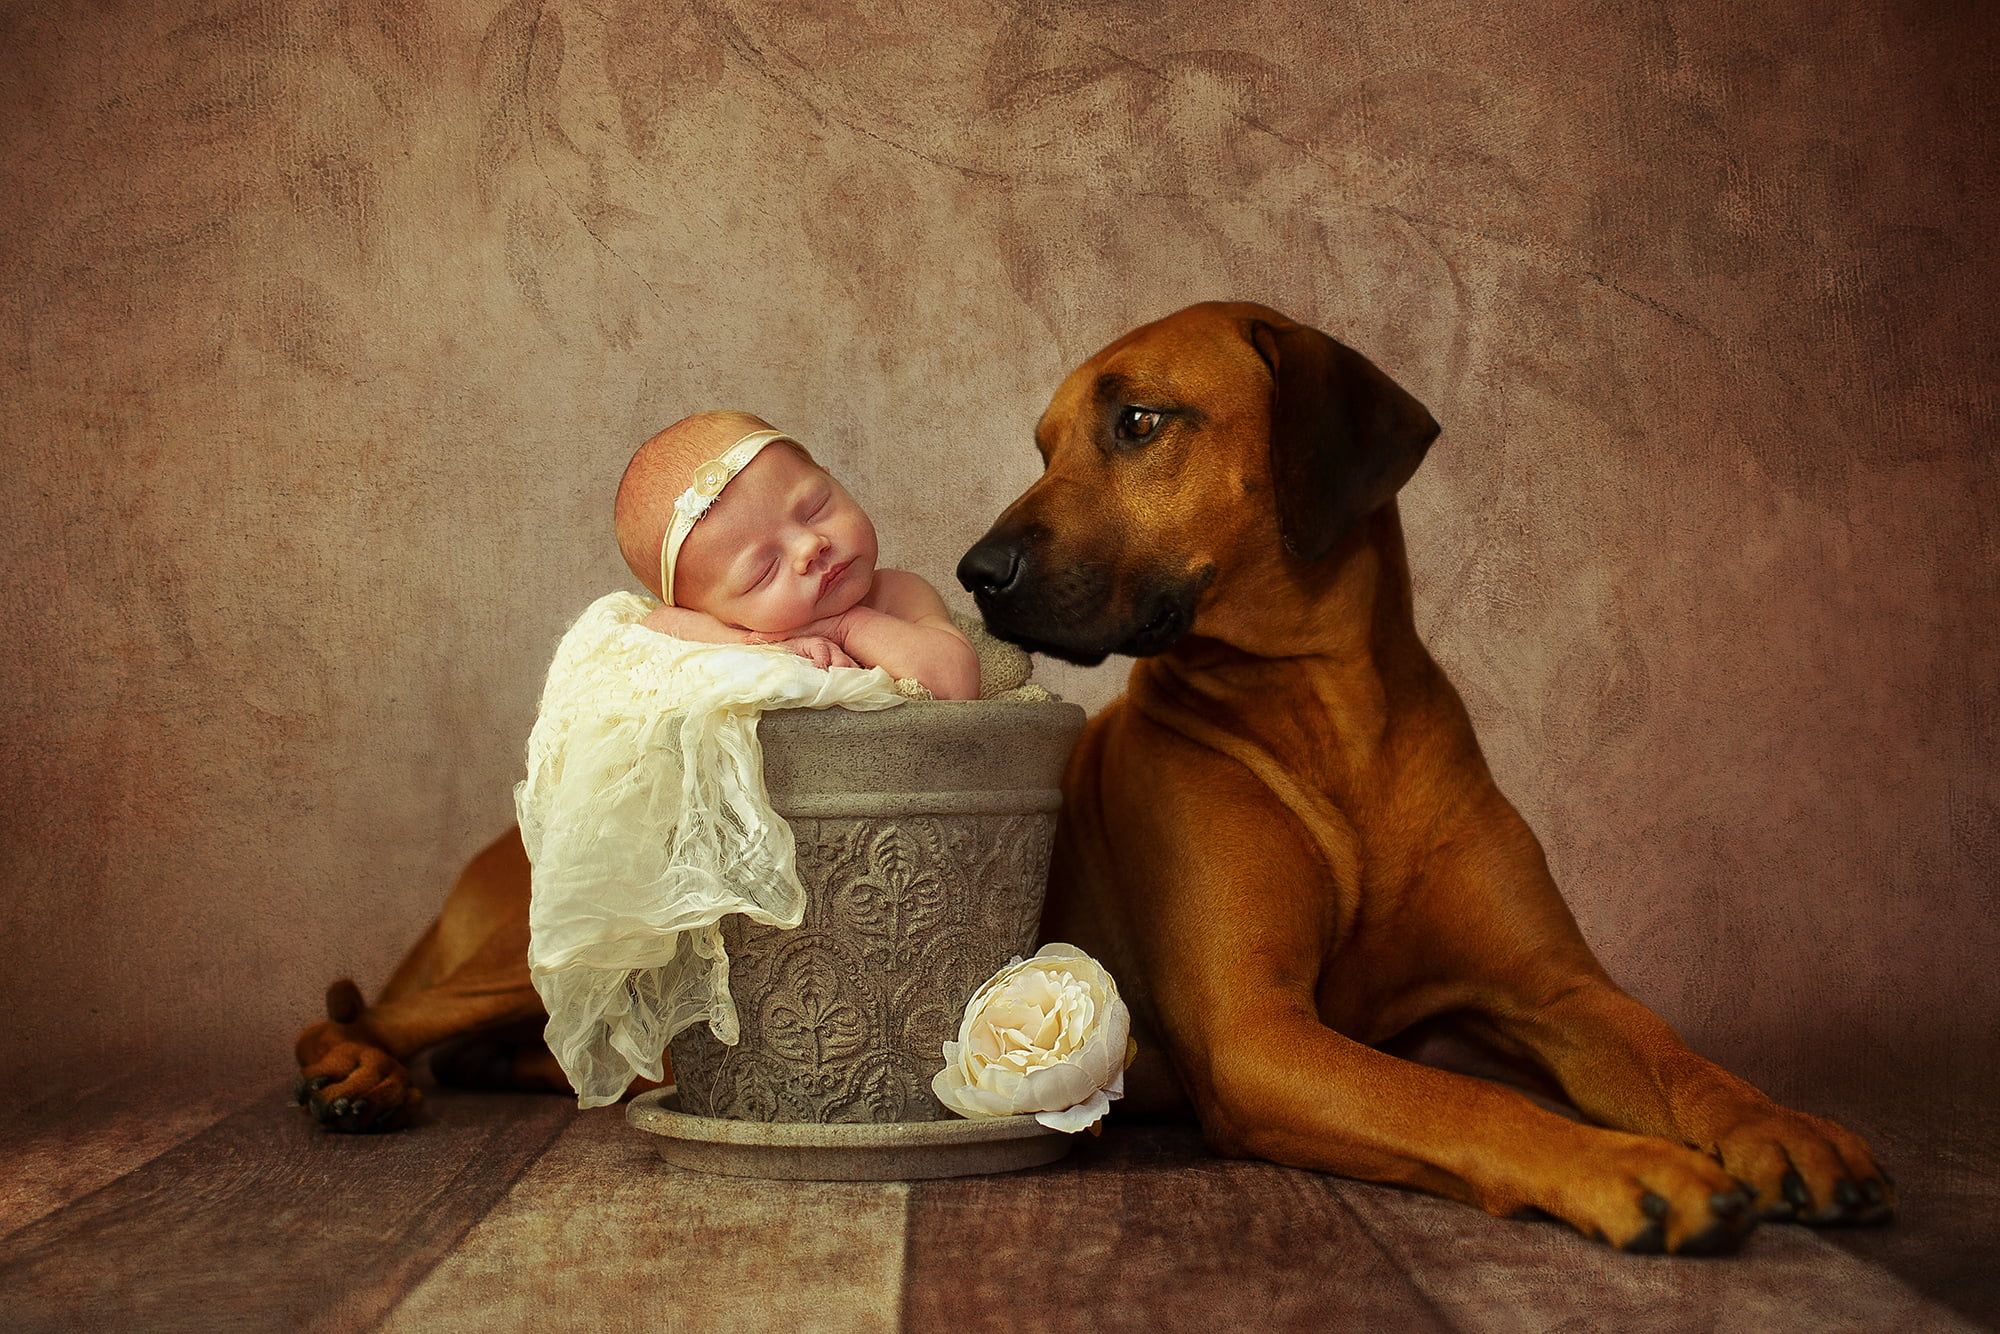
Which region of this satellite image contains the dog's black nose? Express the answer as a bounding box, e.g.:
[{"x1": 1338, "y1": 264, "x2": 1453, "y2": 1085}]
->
[{"x1": 957, "y1": 540, "x2": 1023, "y2": 597}]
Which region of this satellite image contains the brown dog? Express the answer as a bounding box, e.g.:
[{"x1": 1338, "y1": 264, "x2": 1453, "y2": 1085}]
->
[{"x1": 953, "y1": 300, "x2": 1893, "y2": 1253}]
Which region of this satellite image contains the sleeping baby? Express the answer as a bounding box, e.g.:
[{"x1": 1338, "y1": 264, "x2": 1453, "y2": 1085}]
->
[{"x1": 613, "y1": 410, "x2": 982, "y2": 701}]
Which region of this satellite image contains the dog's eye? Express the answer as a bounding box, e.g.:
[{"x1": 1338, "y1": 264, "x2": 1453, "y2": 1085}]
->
[{"x1": 1115, "y1": 407, "x2": 1163, "y2": 443}]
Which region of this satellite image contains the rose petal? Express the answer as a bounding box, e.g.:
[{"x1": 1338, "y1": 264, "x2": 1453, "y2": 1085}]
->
[
  {"x1": 1035, "y1": 1089, "x2": 1112, "y2": 1133},
  {"x1": 932, "y1": 1066, "x2": 975, "y2": 1117},
  {"x1": 956, "y1": 1082, "x2": 1017, "y2": 1118},
  {"x1": 1060, "y1": 1013, "x2": 1122, "y2": 1091},
  {"x1": 1018, "y1": 1058, "x2": 1099, "y2": 1113},
  {"x1": 1031, "y1": 1007, "x2": 1063, "y2": 1049}
]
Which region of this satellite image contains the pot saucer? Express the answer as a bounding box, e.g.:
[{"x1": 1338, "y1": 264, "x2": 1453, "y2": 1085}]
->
[{"x1": 625, "y1": 1087, "x2": 1076, "y2": 1181}]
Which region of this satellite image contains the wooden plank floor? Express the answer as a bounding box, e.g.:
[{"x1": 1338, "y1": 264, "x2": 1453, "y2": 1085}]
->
[{"x1": 1, "y1": 1068, "x2": 1992, "y2": 1333}]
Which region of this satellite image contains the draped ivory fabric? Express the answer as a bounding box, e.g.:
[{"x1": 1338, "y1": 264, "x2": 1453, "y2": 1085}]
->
[{"x1": 514, "y1": 591, "x2": 908, "y2": 1108}]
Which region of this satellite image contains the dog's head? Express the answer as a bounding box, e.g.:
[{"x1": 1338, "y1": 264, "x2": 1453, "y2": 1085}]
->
[{"x1": 958, "y1": 301, "x2": 1441, "y2": 665}]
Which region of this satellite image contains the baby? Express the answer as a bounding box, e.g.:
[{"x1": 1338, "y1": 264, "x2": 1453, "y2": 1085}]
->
[{"x1": 614, "y1": 410, "x2": 983, "y2": 702}]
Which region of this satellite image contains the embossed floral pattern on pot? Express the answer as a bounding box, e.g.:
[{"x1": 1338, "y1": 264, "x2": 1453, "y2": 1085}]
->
[{"x1": 667, "y1": 699, "x2": 1083, "y2": 1126}]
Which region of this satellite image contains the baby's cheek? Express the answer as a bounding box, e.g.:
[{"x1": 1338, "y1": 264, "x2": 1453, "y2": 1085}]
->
[
  {"x1": 721, "y1": 597, "x2": 772, "y2": 633},
  {"x1": 839, "y1": 510, "x2": 873, "y2": 555},
  {"x1": 750, "y1": 592, "x2": 809, "y2": 635}
]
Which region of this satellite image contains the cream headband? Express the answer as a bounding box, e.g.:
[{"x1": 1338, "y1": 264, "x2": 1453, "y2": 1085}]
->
[{"x1": 658, "y1": 428, "x2": 798, "y2": 606}]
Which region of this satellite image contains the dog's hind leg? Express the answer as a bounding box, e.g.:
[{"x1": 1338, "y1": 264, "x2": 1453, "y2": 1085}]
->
[
  {"x1": 428, "y1": 1023, "x2": 668, "y2": 1101},
  {"x1": 294, "y1": 826, "x2": 670, "y2": 1128},
  {"x1": 429, "y1": 1018, "x2": 571, "y2": 1094},
  {"x1": 295, "y1": 916, "x2": 548, "y2": 1132},
  {"x1": 294, "y1": 829, "x2": 543, "y2": 1132}
]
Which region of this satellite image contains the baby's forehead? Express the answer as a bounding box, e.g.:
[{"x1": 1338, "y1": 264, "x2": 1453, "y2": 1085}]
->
[
  {"x1": 697, "y1": 449, "x2": 828, "y2": 537},
  {"x1": 737, "y1": 443, "x2": 823, "y2": 502}
]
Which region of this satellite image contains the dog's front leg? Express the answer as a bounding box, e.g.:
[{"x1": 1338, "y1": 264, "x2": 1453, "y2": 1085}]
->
[
  {"x1": 1457, "y1": 977, "x2": 1896, "y2": 1226},
  {"x1": 1172, "y1": 988, "x2": 1761, "y2": 1252},
  {"x1": 1108, "y1": 757, "x2": 1759, "y2": 1254}
]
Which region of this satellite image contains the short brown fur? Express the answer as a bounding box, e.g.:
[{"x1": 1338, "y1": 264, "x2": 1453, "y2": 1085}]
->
[{"x1": 967, "y1": 301, "x2": 1893, "y2": 1254}]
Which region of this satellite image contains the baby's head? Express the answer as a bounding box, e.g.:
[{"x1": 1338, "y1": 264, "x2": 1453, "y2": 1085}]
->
[{"x1": 615, "y1": 411, "x2": 878, "y2": 634}]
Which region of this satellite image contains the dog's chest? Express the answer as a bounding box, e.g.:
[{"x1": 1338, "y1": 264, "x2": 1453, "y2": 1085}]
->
[{"x1": 1182, "y1": 668, "x2": 1475, "y2": 911}]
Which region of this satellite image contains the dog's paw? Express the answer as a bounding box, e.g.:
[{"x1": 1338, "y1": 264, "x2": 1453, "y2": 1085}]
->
[
  {"x1": 293, "y1": 1039, "x2": 423, "y2": 1133},
  {"x1": 1703, "y1": 1103, "x2": 1894, "y2": 1226},
  {"x1": 1551, "y1": 1135, "x2": 1761, "y2": 1256}
]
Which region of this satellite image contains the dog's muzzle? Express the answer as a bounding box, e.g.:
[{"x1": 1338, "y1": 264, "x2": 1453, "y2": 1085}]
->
[{"x1": 957, "y1": 532, "x2": 1201, "y2": 666}]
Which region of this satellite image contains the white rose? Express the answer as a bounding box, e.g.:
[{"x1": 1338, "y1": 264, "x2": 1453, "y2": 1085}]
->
[{"x1": 931, "y1": 943, "x2": 1136, "y2": 1133}]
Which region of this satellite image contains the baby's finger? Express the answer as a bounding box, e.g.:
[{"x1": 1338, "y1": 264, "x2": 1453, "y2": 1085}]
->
[{"x1": 829, "y1": 648, "x2": 858, "y2": 669}]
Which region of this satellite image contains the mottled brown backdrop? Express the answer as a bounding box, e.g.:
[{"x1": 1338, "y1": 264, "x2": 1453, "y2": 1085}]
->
[{"x1": 2, "y1": 2, "x2": 1993, "y2": 1109}]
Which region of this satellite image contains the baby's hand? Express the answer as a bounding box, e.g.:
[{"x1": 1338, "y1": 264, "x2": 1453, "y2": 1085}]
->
[
  {"x1": 787, "y1": 611, "x2": 855, "y2": 646},
  {"x1": 765, "y1": 635, "x2": 858, "y2": 671}
]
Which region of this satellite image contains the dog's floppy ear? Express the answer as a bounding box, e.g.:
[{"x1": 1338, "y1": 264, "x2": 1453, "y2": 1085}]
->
[{"x1": 1248, "y1": 319, "x2": 1441, "y2": 562}]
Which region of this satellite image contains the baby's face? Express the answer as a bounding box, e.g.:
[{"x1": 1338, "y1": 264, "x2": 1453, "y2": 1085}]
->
[{"x1": 673, "y1": 442, "x2": 878, "y2": 634}]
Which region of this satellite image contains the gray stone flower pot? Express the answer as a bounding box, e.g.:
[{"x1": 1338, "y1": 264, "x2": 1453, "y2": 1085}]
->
[{"x1": 666, "y1": 698, "x2": 1087, "y2": 1124}]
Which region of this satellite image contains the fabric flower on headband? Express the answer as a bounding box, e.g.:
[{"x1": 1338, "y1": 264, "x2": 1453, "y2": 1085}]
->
[
  {"x1": 673, "y1": 460, "x2": 734, "y2": 525},
  {"x1": 672, "y1": 488, "x2": 714, "y2": 524},
  {"x1": 692, "y1": 459, "x2": 733, "y2": 497},
  {"x1": 931, "y1": 943, "x2": 1137, "y2": 1133}
]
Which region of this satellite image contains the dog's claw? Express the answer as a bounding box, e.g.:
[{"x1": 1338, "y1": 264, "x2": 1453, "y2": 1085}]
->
[
  {"x1": 1678, "y1": 1218, "x2": 1745, "y2": 1256},
  {"x1": 1781, "y1": 1168, "x2": 1812, "y2": 1212},
  {"x1": 1622, "y1": 1220, "x2": 1666, "y2": 1254},
  {"x1": 1824, "y1": 1176, "x2": 1896, "y2": 1227},
  {"x1": 1639, "y1": 1191, "x2": 1669, "y2": 1221}
]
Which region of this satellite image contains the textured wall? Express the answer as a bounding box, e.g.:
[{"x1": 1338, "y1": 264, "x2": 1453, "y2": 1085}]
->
[{"x1": 2, "y1": 2, "x2": 1993, "y2": 1104}]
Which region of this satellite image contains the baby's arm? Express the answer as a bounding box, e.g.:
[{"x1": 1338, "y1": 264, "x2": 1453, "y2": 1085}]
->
[
  {"x1": 641, "y1": 604, "x2": 762, "y2": 645},
  {"x1": 642, "y1": 604, "x2": 858, "y2": 668},
  {"x1": 834, "y1": 571, "x2": 982, "y2": 701}
]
